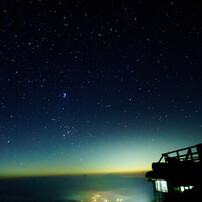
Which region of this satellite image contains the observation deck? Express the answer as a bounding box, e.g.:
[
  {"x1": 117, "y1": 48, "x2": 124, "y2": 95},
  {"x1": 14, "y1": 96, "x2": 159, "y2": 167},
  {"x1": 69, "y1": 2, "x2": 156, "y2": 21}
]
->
[{"x1": 146, "y1": 143, "x2": 202, "y2": 201}]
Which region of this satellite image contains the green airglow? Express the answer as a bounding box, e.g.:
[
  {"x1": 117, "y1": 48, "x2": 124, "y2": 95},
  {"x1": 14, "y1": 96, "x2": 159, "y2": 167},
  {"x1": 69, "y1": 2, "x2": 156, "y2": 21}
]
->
[{"x1": 1, "y1": 129, "x2": 201, "y2": 178}]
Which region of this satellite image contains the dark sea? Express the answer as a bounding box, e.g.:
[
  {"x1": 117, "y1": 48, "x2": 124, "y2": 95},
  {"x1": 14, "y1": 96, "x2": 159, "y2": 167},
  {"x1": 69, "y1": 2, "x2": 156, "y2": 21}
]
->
[{"x1": 0, "y1": 175, "x2": 154, "y2": 202}]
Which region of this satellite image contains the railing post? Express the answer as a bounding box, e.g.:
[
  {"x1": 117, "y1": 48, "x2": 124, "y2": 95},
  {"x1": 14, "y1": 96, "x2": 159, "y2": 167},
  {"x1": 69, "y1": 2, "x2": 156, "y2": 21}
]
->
[
  {"x1": 165, "y1": 154, "x2": 168, "y2": 163},
  {"x1": 196, "y1": 144, "x2": 202, "y2": 161},
  {"x1": 190, "y1": 148, "x2": 194, "y2": 161},
  {"x1": 176, "y1": 151, "x2": 180, "y2": 160}
]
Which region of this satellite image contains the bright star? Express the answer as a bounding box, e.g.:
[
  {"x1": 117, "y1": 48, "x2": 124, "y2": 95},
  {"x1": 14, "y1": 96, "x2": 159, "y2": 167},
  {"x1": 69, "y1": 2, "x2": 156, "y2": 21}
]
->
[{"x1": 63, "y1": 92, "x2": 67, "y2": 98}]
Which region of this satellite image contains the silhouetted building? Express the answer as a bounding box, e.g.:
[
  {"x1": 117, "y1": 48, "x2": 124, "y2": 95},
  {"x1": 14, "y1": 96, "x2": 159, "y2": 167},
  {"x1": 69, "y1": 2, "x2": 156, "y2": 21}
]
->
[{"x1": 146, "y1": 143, "x2": 202, "y2": 201}]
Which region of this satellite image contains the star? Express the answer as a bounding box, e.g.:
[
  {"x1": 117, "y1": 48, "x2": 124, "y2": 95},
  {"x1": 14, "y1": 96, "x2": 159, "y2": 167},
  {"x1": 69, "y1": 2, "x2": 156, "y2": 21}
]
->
[{"x1": 63, "y1": 92, "x2": 67, "y2": 99}]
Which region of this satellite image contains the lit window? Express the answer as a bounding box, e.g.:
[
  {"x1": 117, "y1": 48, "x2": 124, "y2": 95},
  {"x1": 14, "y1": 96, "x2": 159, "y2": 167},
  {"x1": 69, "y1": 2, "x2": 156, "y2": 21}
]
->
[
  {"x1": 180, "y1": 185, "x2": 194, "y2": 192},
  {"x1": 155, "y1": 180, "x2": 168, "y2": 192},
  {"x1": 180, "y1": 186, "x2": 185, "y2": 192}
]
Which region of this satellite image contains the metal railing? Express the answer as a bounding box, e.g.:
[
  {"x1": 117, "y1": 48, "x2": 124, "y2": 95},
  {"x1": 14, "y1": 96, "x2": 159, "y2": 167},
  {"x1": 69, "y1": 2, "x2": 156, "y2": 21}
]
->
[{"x1": 158, "y1": 144, "x2": 202, "y2": 163}]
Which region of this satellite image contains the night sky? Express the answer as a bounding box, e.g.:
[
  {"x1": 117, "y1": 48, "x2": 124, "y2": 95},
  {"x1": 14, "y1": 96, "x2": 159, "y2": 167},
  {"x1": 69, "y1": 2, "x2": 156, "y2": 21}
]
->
[{"x1": 0, "y1": 0, "x2": 201, "y2": 178}]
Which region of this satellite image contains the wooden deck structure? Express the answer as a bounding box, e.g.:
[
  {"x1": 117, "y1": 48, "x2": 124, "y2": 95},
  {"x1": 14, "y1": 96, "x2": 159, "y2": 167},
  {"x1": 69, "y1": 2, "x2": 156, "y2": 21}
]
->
[{"x1": 146, "y1": 143, "x2": 202, "y2": 201}]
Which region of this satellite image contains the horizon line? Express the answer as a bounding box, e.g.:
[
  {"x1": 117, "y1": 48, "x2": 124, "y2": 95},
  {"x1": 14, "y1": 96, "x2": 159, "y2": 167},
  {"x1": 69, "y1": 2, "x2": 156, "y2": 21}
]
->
[{"x1": 0, "y1": 170, "x2": 149, "y2": 179}]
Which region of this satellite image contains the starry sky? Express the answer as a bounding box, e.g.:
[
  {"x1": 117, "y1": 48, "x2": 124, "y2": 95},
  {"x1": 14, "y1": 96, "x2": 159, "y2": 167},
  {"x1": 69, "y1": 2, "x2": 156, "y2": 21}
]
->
[{"x1": 0, "y1": 0, "x2": 202, "y2": 178}]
